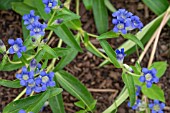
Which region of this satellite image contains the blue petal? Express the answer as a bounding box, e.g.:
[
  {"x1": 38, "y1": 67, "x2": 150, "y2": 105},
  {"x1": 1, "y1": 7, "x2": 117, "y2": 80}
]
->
[
  {"x1": 158, "y1": 110, "x2": 163, "y2": 113},
  {"x1": 153, "y1": 77, "x2": 159, "y2": 83},
  {"x1": 20, "y1": 80, "x2": 27, "y2": 86},
  {"x1": 26, "y1": 87, "x2": 32, "y2": 95},
  {"x1": 45, "y1": 7, "x2": 51, "y2": 13},
  {"x1": 149, "y1": 104, "x2": 154, "y2": 108},
  {"x1": 113, "y1": 27, "x2": 119, "y2": 33},
  {"x1": 8, "y1": 39, "x2": 14, "y2": 45},
  {"x1": 49, "y1": 72, "x2": 54, "y2": 78},
  {"x1": 21, "y1": 46, "x2": 26, "y2": 52},
  {"x1": 16, "y1": 74, "x2": 22, "y2": 79},
  {"x1": 35, "y1": 78, "x2": 41, "y2": 85},
  {"x1": 43, "y1": 0, "x2": 48, "y2": 3},
  {"x1": 34, "y1": 86, "x2": 42, "y2": 93},
  {"x1": 160, "y1": 103, "x2": 165, "y2": 109},
  {"x1": 41, "y1": 85, "x2": 47, "y2": 91},
  {"x1": 139, "y1": 76, "x2": 145, "y2": 82},
  {"x1": 16, "y1": 38, "x2": 23, "y2": 44},
  {"x1": 22, "y1": 66, "x2": 27, "y2": 73},
  {"x1": 9, "y1": 47, "x2": 15, "y2": 54},
  {"x1": 17, "y1": 52, "x2": 22, "y2": 58},
  {"x1": 19, "y1": 109, "x2": 26, "y2": 113},
  {"x1": 49, "y1": 81, "x2": 55, "y2": 87},
  {"x1": 30, "y1": 10, "x2": 35, "y2": 16},
  {"x1": 151, "y1": 68, "x2": 157, "y2": 75},
  {"x1": 151, "y1": 110, "x2": 156, "y2": 113},
  {"x1": 146, "y1": 82, "x2": 152, "y2": 88},
  {"x1": 154, "y1": 100, "x2": 159, "y2": 104},
  {"x1": 40, "y1": 71, "x2": 46, "y2": 76},
  {"x1": 142, "y1": 68, "x2": 148, "y2": 74},
  {"x1": 121, "y1": 29, "x2": 127, "y2": 34}
]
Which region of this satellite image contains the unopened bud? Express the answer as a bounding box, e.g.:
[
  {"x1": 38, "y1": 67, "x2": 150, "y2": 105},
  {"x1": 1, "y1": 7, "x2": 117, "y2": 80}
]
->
[{"x1": 0, "y1": 39, "x2": 6, "y2": 53}]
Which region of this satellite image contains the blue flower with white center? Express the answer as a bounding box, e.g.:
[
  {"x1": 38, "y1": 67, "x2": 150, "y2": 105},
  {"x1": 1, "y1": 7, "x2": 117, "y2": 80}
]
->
[
  {"x1": 115, "y1": 48, "x2": 126, "y2": 63},
  {"x1": 135, "y1": 85, "x2": 141, "y2": 96},
  {"x1": 8, "y1": 38, "x2": 26, "y2": 58},
  {"x1": 139, "y1": 68, "x2": 159, "y2": 88},
  {"x1": 23, "y1": 10, "x2": 39, "y2": 30},
  {"x1": 38, "y1": 71, "x2": 56, "y2": 91},
  {"x1": 16, "y1": 66, "x2": 34, "y2": 87},
  {"x1": 149, "y1": 100, "x2": 165, "y2": 113},
  {"x1": 43, "y1": 0, "x2": 58, "y2": 13},
  {"x1": 29, "y1": 22, "x2": 47, "y2": 38},
  {"x1": 128, "y1": 99, "x2": 141, "y2": 110},
  {"x1": 19, "y1": 109, "x2": 33, "y2": 113},
  {"x1": 112, "y1": 9, "x2": 133, "y2": 21}
]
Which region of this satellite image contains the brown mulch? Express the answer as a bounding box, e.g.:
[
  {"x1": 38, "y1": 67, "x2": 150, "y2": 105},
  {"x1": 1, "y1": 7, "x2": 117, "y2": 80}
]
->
[{"x1": 0, "y1": 0, "x2": 170, "y2": 113}]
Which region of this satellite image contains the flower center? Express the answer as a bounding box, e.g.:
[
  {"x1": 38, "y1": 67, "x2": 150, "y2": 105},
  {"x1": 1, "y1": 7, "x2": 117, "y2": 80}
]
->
[
  {"x1": 28, "y1": 82, "x2": 35, "y2": 87},
  {"x1": 22, "y1": 74, "x2": 29, "y2": 80},
  {"x1": 42, "y1": 76, "x2": 49, "y2": 83},
  {"x1": 48, "y1": 3, "x2": 53, "y2": 7},
  {"x1": 145, "y1": 73, "x2": 152, "y2": 81},
  {"x1": 117, "y1": 23, "x2": 124, "y2": 29},
  {"x1": 153, "y1": 104, "x2": 160, "y2": 111},
  {"x1": 29, "y1": 18, "x2": 34, "y2": 23},
  {"x1": 13, "y1": 44, "x2": 19, "y2": 52},
  {"x1": 34, "y1": 27, "x2": 40, "y2": 33}
]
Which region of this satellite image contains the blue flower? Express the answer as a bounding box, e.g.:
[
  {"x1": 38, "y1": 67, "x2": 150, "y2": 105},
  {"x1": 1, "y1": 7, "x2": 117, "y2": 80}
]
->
[
  {"x1": 18, "y1": 109, "x2": 33, "y2": 113},
  {"x1": 112, "y1": 9, "x2": 143, "y2": 34},
  {"x1": 38, "y1": 71, "x2": 56, "y2": 91},
  {"x1": 8, "y1": 38, "x2": 26, "y2": 58},
  {"x1": 29, "y1": 22, "x2": 47, "y2": 38},
  {"x1": 149, "y1": 100, "x2": 165, "y2": 113},
  {"x1": 16, "y1": 66, "x2": 34, "y2": 87},
  {"x1": 26, "y1": 78, "x2": 37, "y2": 95},
  {"x1": 135, "y1": 85, "x2": 141, "y2": 96},
  {"x1": 128, "y1": 99, "x2": 141, "y2": 110},
  {"x1": 23, "y1": 10, "x2": 39, "y2": 30},
  {"x1": 43, "y1": 0, "x2": 58, "y2": 13},
  {"x1": 139, "y1": 68, "x2": 159, "y2": 88},
  {"x1": 115, "y1": 48, "x2": 126, "y2": 63}
]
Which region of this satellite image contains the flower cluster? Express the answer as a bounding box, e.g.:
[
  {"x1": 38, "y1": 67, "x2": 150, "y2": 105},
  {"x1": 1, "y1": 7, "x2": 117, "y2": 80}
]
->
[
  {"x1": 8, "y1": 38, "x2": 26, "y2": 58},
  {"x1": 149, "y1": 100, "x2": 165, "y2": 113},
  {"x1": 139, "y1": 68, "x2": 159, "y2": 88},
  {"x1": 112, "y1": 9, "x2": 143, "y2": 34},
  {"x1": 19, "y1": 109, "x2": 33, "y2": 113},
  {"x1": 16, "y1": 59, "x2": 55, "y2": 95},
  {"x1": 115, "y1": 48, "x2": 126, "y2": 63},
  {"x1": 43, "y1": 0, "x2": 58, "y2": 13},
  {"x1": 23, "y1": 10, "x2": 47, "y2": 38}
]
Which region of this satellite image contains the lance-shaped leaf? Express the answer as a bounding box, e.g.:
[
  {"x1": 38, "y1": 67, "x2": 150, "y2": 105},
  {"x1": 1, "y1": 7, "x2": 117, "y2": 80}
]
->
[
  {"x1": 82, "y1": 0, "x2": 93, "y2": 10},
  {"x1": 0, "y1": 79, "x2": 21, "y2": 88},
  {"x1": 97, "y1": 31, "x2": 119, "y2": 40},
  {"x1": 55, "y1": 70, "x2": 96, "y2": 111}
]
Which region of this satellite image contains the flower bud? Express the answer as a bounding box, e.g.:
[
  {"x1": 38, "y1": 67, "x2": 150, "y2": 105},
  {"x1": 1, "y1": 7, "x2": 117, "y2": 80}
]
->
[{"x1": 0, "y1": 39, "x2": 6, "y2": 53}]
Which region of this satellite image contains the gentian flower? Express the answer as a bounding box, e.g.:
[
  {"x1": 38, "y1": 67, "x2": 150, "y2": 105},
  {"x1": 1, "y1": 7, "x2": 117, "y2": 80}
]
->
[
  {"x1": 18, "y1": 109, "x2": 33, "y2": 113},
  {"x1": 128, "y1": 99, "x2": 141, "y2": 110},
  {"x1": 149, "y1": 100, "x2": 165, "y2": 113},
  {"x1": 139, "y1": 68, "x2": 159, "y2": 88},
  {"x1": 112, "y1": 9, "x2": 143, "y2": 34},
  {"x1": 43, "y1": 0, "x2": 58, "y2": 13},
  {"x1": 29, "y1": 22, "x2": 47, "y2": 38},
  {"x1": 16, "y1": 66, "x2": 34, "y2": 87},
  {"x1": 135, "y1": 85, "x2": 141, "y2": 96},
  {"x1": 115, "y1": 48, "x2": 126, "y2": 63},
  {"x1": 23, "y1": 10, "x2": 39, "y2": 30},
  {"x1": 8, "y1": 38, "x2": 26, "y2": 58}
]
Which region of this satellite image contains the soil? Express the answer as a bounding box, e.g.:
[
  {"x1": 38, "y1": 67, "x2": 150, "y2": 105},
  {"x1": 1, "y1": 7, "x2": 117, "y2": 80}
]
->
[{"x1": 0, "y1": 0, "x2": 170, "y2": 113}]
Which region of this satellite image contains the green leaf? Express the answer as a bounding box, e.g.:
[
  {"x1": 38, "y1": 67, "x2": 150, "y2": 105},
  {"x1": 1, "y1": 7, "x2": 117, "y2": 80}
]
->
[
  {"x1": 103, "y1": 87, "x2": 129, "y2": 113},
  {"x1": 75, "y1": 101, "x2": 85, "y2": 109},
  {"x1": 104, "y1": 0, "x2": 116, "y2": 12},
  {"x1": 0, "y1": 0, "x2": 23, "y2": 10},
  {"x1": 93, "y1": 0, "x2": 108, "y2": 34},
  {"x1": 22, "y1": 20, "x2": 29, "y2": 40},
  {"x1": 53, "y1": 47, "x2": 78, "y2": 71},
  {"x1": 1, "y1": 62, "x2": 24, "y2": 71},
  {"x1": 43, "y1": 45, "x2": 59, "y2": 58},
  {"x1": 0, "y1": 79, "x2": 21, "y2": 88},
  {"x1": 35, "y1": 0, "x2": 51, "y2": 20},
  {"x1": 97, "y1": 31, "x2": 119, "y2": 40},
  {"x1": 0, "y1": 54, "x2": 8, "y2": 70},
  {"x1": 84, "y1": 33, "x2": 102, "y2": 57},
  {"x1": 3, "y1": 88, "x2": 62, "y2": 113},
  {"x1": 12, "y1": 2, "x2": 38, "y2": 16},
  {"x1": 149, "y1": 62, "x2": 167, "y2": 78},
  {"x1": 49, "y1": 80, "x2": 65, "y2": 113},
  {"x1": 122, "y1": 73, "x2": 136, "y2": 106},
  {"x1": 23, "y1": 0, "x2": 36, "y2": 8},
  {"x1": 65, "y1": 19, "x2": 82, "y2": 30},
  {"x1": 51, "y1": 24, "x2": 82, "y2": 52},
  {"x1": 141, "y1": 85, "x2": 165, "y2": 102},
  {"x1": 82, "y1": 0, "x2": 93, "y2": 10},
  {"x1": 56, "y1": 70, "x2": 96, "y2": 111},
  {"x1": 122, "y1": 34, "x2": 144, "y2": 50},
  {"x1": 99, "y1": 40, "x2": 120, "y2": 68}
]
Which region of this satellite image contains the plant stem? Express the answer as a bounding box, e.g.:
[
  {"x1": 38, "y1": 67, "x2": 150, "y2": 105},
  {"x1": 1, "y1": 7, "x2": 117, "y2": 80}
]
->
[
  {"x1": 13, "y1": 89, "x2": 26, "y2": 101},
  {"x1": 76, "y1": 0, "x2": 80, "y2": 15}
]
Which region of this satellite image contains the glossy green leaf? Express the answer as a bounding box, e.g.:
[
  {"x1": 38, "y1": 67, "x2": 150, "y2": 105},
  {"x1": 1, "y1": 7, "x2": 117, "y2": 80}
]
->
[
  {"x1": 49, "y1": 79, "x2": 65, "y2": 113},
  {"x1": 1, "y1": 62, "x2": 24, "y2": 71},
  {"x1": 141, "y1": 85, "x2": 165, "y2": 102},
  {"x1": 75, "y1": 101, "x2": 85, "y2": 109},
  {"x1": 93, "y1": 0, "x2": 108, "y2": 34},
  {"x1": 99, "y1": 40, "x2": 120, "y2": 68},
  {"x1": 82, "y1": 0, "x2": 93, "y2": 10},
  {"x1": 65, "y1": 19, "x2": 82, "y2": 30},
  {"x1": 55, "y1": 70, "x2": 95, "y2": 111},
  {"x1": 43, "y1": 45, "x2": 59, "y2": 58},
  {"x1": 23, "y1": 0, "x2": 35, "y2": 7},
  {"x1": 35, "y1": 0, "x2": 51, "y2": 20},
  {"x1": 12, "y1": 2, "x2": 38, "y2": 16},
  {"x1": 0, "y1": 79, "x2": 21, "y2": 88},
  {"x1": 122, "y1": 34, "x2": 144, "y2": 50},
  {"x1": 97, "y1": 31, "x2": 119, "y2": 40},
  {"x1": 51, "y1": 24, "x2": 82, "y2": 52},
  {"x1": 103, "y1": 87, "x2": 128, "y2": 113},
  {"x1": 35, "y1": 49, "x2": 46, "y2": 62},
  {"x1": 122, "y1": 73, "x2": 136, "y2": 106},
  {"x1": 149, "y1": 62, "x2": 167, "y2": 78},
  {"x1": 84, "y1": 33, "x2": 102, "y2": 58},
  {"x1": 3, "y1": 88, "x2": 62, "y2": 113},
  {"x1": 0, "y1": 0, "x2": 23, "y2": 10},
  {"x1": 104, "y1": 0, "x2": 116, "y2": 12}
]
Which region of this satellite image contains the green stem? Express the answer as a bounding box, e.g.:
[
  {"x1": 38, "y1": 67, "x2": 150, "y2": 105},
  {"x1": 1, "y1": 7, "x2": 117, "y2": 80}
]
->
[
  {"x1": 48, "y1": 9, "x2": 57, "y2": 26},
  {"x1": 13, "y1": 89, "x2": 26, "y2": 101},
  {"x1": 76, "y1": 0, "x2": 80, "y2": 15},
  {"x1": 87, "y1": 33, "x2": 98, "y2": 38}
]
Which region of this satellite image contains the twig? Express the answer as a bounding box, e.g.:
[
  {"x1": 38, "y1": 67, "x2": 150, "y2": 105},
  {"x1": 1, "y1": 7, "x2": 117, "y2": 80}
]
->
[{"x1": 88, "y1": 88, "x2": 118, "y2": 93}]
